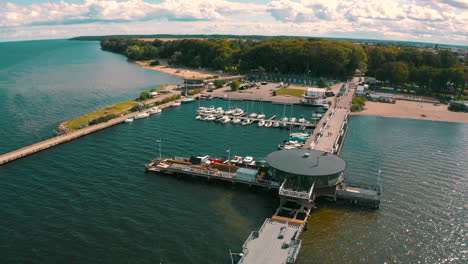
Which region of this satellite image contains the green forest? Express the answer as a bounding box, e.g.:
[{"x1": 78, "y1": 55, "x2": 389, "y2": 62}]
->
[{"x1": 99, "y1": 37, "x2": 467, "y2": 96}]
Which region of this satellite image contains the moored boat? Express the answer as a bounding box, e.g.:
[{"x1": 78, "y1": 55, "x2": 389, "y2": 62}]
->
[
  {"x1": 134, "y1": 112, "x2": 150, "y2": 119},
  {"x1": 258, "y1": 120, "x2": 265, "y2": 127},
  {"x1": 124, "y1": 117, "x2": 134, "y2": 123}
]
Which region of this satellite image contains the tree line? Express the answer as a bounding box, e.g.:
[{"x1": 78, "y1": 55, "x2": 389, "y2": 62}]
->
[{"x1": 100, "y1": 37, "x2": 466, "y2": 95}]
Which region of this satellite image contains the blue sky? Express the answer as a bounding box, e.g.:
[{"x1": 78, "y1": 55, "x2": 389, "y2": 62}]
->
[{"x1": 1, "y1": 0, "x2": 467, "y2": 45}]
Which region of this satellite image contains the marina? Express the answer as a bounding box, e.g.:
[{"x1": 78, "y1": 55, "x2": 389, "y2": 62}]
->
[{"x1": 145, "y1": 79, "x2": 381, "y2": 264}]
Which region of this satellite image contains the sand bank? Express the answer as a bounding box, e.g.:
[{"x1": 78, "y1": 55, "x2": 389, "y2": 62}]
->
[
  {"x1": 352, "y1": 100, "x2": 468, "y2": 123},
  {"x1": 136, "y1": 60, "x2": 215, "y2": 79}
]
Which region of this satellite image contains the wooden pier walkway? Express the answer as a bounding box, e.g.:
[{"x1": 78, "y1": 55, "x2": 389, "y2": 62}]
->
[
  {"x1": 0, "y1": 94, "x2": 180, "y2": 166},
  {"x1": 303, "y1": 81, "x2": 355, "y2": 153}
]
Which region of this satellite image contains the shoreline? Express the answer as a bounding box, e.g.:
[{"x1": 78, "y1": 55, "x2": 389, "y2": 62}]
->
[
  {"x1": 351, "y1": 100, "x2": 467, "y2": 124},
  {"x1": 135, "y1": 60, "x2": 216, "y2": 79}
]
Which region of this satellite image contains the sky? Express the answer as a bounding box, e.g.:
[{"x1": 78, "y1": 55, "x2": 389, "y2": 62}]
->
[{"x1": 0, "y1": 0, "x2": 467, "y2": 45}]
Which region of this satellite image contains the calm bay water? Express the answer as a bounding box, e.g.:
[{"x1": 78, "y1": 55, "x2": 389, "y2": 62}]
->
[
  {"x1": 0, "y1": 39, "x2": 181, "y2": 154},
  {"x1": 1, "y1": 40, "x2": 467, "y2": 263}
]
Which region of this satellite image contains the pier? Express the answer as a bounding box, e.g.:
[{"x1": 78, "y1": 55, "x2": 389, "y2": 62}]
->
[
  {"x1": 0, "y1": 92, "x2": 180, "y2": 166},
  {"x1": 303, "y1": 82, "x2": 355, "y2": 153}
]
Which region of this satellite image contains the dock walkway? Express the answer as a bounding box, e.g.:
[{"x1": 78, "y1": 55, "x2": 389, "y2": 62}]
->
[
  {"x1": 197, "y1": 113, "x2": 316, "y2": 128},
  {"x1": 0, "y1": 92, "x2": 180, "y2": 166},
  {"x1": 304, "y1": 82, "x2": 355, "y2": 153}
]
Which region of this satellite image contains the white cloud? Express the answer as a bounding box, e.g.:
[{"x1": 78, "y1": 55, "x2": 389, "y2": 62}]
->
[
  {"x1": 0, "y1": 0, "x2": 466, "y2": 45},
  {"x1": 0, "y1": 0, "x2": 265, "y2": 27}
]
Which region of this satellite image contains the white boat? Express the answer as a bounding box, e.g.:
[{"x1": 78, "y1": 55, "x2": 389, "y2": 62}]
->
[
  {"x1": 257, "y1": 114, "x2": 266, "y2": 119},
  {"x1": 205, "y1": 115, "x2": 216, "y2": 121},
  {"x1": 241, "y1": 119, "x2": 250, "y2": 126},
  {"x1": 311, "y1": 113, "x2": 323, "y2": 118},
  {"x1": 148, "y1": 107, "x2": 162, "y2": 115},
  {"x1": 265, "y1": 121, "x2": 272, "y2": 128},
  {"x1": 249, "y1": 113, "x2": 258, "y2": 118},
  {"x1": 298, "y1": 117, "x2": 306, "y2": 123},
  {"x1": 281, "y1": 117, "x2": 289, "y2": 122},
  {"x1": 258, "y1": 120, "x2": 265, "y2": 127},
  {"x1": 221, "y1": 117, "x2": 231, "y2": 124},
  {"x1": 195, "y1": 115, "x2": 202, "y2": 120},
  {"x1": 216, "y1": 107, "x2": 223, "y2": 112},
  {"x1": 229, "y1": 156, "x2": 243, "y2": 164},
  {"x1": 225, "y1": 109, "x2": 234, "y2": 115},
  {"x1": 273, "y1": 122, "x2": 280, "y2": 128},
  {"x1": 197, "y1": 106, "x2": 207, "y2": 112},
  {"x1": 232, "y1": 118, "x2": 241, "y2": 124},
  {"x1": 217, "y1": 110, "x2": 225, "y2": 115},
  {"x1": 290, "y1": 132, "x2": 310, "y2": 137},
  {"x1": 172, "y1": 102, "x2": 181, "y2": 107},
  {"x1": 124, "y1": 117, "x2": 134, "y2": 123},
  {"x1": 290, "y1": 117, "x2": 297, "y2": 122},
  {"x1": 232, "y1": 108, "x2": 245, "y2": 116},
  {"x1": 134, "y1": 112, "x2": 150, "y2": 119},
  {"x1": 243, "y1": 156, "x2": 254, "y2": 163}
]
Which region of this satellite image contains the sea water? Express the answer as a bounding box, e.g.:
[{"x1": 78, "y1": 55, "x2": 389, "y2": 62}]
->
[{"x1": 1, "y1": 40, "x2": 467, "y2": 264}]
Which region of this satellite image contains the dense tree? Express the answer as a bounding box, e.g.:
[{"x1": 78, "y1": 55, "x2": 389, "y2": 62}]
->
[{"x1": 230, "y1": 80, "x2": 241, "y2": 91}]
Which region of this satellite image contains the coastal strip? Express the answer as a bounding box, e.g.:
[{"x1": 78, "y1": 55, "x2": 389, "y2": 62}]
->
[{"x1": 0, "y1": 92, "x2": 181, "y2": 166}]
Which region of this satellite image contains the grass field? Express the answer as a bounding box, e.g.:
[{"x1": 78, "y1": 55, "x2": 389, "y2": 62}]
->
[
  {"x1": 276, "y1": 87, "x2": 306, "y2": 97},
  {"x1": 64, "y1": 100, "x2": 136, "y2": 130}
]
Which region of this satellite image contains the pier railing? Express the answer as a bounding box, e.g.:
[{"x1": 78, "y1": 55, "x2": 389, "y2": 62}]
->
[
  {"x1": 285, "y1": 239, "x2": 302, "y2": 264},
  {"x1": 279, "y1": 181, "x2": 315, "y2": 200}
]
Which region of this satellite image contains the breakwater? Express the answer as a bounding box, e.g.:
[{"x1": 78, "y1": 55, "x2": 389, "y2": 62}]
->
[{"x1": 0, "y1": 94, "x2": 180, "y2": 165}]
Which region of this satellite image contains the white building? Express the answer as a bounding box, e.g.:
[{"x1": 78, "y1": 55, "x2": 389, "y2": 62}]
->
[{"x1": 301, "y1": 88, "x2": 327, "y2": 106}]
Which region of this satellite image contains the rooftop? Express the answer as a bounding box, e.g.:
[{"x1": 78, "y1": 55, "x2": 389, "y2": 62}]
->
[{"x1": 265, "y1": 149, "x2": 346, "y2": 177}]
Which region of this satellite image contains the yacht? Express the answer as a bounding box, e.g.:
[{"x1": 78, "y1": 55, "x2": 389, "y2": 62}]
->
[
  {"x1": 281, "y1": 117, "x2": 289, "y2": 122},
  {"x1": 221, "y1": 117, "x2": 231, "y2": 124},
  {"x1": 273, "y1": 122, "x2": 280, "y2": 128},
  {"x1": 232, "y1": 108, "x2": 245, "y2": 116},
  {"x1": 205, "y1": 115, "x2": 216, "y2": 121},
  {"x1": 134, "y1": 112, "x2": 150, "y2": 119},
  {"x1": 243, "y1": 156, "x2": 254, "y2": 164},
  {"x1": 258, "y1": 120, "x2": 265, "y2": 127},
  {"x1": 298, "y1": 116, "x2": 306, "y2": 123},
  {"x1": 290, "y1": 117, "x2": 297, "y2": 122},
  {"x1": 257, "y1": 114, "x2": 266, "y2": 119},
  {"x1": 148, "y1": 107, "x2": 162, "y2": 115},
  {"x1": 181, "y1": 97, "x2": 195, "y2": 103},
  {"x1": 241, "y1": 119, "x2": 251, "y2": 126},
  {"x1": 264, "y1": 121, "x2": 272, "y2": 128},
  {"x1": 172, "y1": 102, "x2": 181, "y2": 107},
  {"x1": 124, "y1": 117, "x2": 134, "y2": 123},
  {"x1": 232, "y1": 118, "x2": 241, "y2": 124},
  {"x1": 195, "y1": 115, "x2": 202, "y2": 120},
  {"x1": 229, "y1": 156, "x2": 243, "y2": 164},
  {"x1": 249, "y1": 113, "x2": 258, "y2": 118}
]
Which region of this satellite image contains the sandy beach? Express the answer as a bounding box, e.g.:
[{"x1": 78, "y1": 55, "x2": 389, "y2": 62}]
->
[
  {"x1": 352, "y1": 100, "x2": 468, "y2": 123},
  {"x1": 136, "y1": 60, "x2": 216, "y2": 79}
]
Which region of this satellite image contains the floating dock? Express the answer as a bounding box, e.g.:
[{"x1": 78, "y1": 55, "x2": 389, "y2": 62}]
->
[{"x1": 197, "y1": 113, "x2": 316, "y2": 128}]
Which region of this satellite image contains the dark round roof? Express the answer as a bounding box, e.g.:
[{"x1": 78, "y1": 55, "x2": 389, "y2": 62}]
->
[{"x1": 265, "y1": 149, "x2": 346, "y2": 177}]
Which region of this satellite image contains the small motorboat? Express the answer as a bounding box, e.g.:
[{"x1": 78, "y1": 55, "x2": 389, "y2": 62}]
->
[
  {"x1": 172, "y1": 102, "x2": 181, "y2": 107},
  {"x1": 257, "y1": 114, "x2": 266, "y2": 119},
  {"x1": 124, "y1": 117, "x2": 134, "y2": 123},
  {"x1": 290, "y1": 117, "x2": 297, "y2": 122},
  {"x1": 225, "y1": 109, "x2": 234, "y2": 115},
  {"x1": 232, "y1": 108, "x2": 245, "y2": 116},
  {"x1": 258, "y1": 120, "x2": 265, "y2": 127},
  {"x1": 204, "y1": 115, "x2": 216, "y2": 121},
  {"x1": 290, "y1": 132, "x2": 310, "y2": 138},
  {"x1": 195, "y1": 115, "x2": 202, "y2": 120},
  {"x1": 148, "y1": 107, "x2": 162, "y2": 115},
  {"x1": 249, "y1": 113, "x2": 258, "y2": 118},
  {"x1": 281, "y1": 117, "x2": 289, "y2": 122},
  {"x1": 222, "y1": 117, "x2": 231, "y2": 124},
  {"x1": 232, "y1": 118, "x2": 241, "y2": 124},
  {"x1": 241, "y1": 119, "x2": 251, "y2": 126},
  {"x1": 134, "y1": 112, "x2": 150, "y2": 119},
  {"x1": 264, "y1": 121, "x2": 272, "y2": 128},
  {"x1": 229, "y1": 155, "x2": 243, "y2": 164},
  {"x1": 280, "y1": 122, "x2": 287, "y2": 128},
  {"x1": 181, "y1": 97, "x2": 196, "y2": 103},
  {"x1": 273, "y1": 122, "x2": 280, "y2": 128},
  {"x1": 298, "y1": 116, "x2": 306, "y2": 123},
  {"x1": 243, "y1": 156, "x2": 254, "y2": 164}
]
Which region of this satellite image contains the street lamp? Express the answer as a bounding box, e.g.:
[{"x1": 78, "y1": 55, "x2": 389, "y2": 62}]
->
[
  {"x1": 229, "y1": 249, "x2": 244, "y2": 264},
  {"x1": 156, "y1": 138, "x2": 162, "y2": 158}
]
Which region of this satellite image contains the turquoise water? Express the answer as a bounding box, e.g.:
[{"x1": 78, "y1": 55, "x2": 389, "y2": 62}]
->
[
  {"x1": 0, "y1": 39, "x2": 181, "y2": 154},
  {"x1": 1, "y1": 40, "x2": 467, "y2": 263}
]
